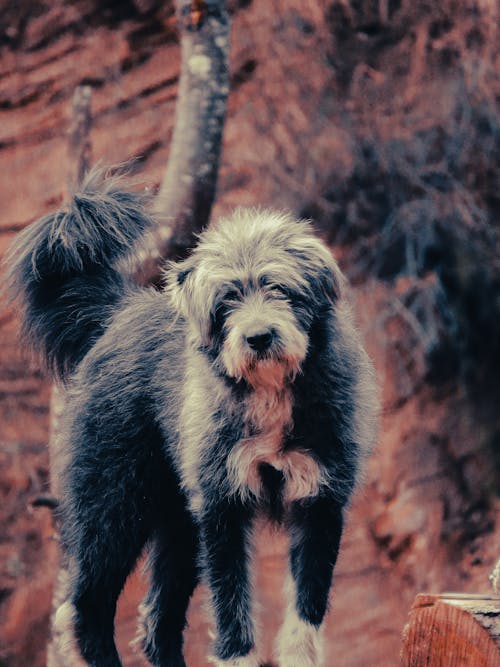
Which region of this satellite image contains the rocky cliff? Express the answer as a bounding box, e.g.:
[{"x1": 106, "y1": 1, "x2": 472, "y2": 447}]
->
[{"x1": 1, "y1": 1, "x2": 498, "y2": 665}]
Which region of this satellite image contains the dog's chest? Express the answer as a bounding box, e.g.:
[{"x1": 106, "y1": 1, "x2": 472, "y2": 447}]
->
[
  {"x1": 227, "y1": 386, "x2": 324, "y2": 504},
  {"x1": 244, "y1": 386, "x2": 293, "y2": 448}
]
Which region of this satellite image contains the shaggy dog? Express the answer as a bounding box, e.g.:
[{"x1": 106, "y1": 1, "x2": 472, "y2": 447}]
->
[{"x1": 5, "y1": 171, "x2": 378, "y2": 667}]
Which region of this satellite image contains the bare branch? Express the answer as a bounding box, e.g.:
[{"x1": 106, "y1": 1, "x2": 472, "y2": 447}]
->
[
  {"x1": 30, "y1": 493, "x2": 59, "y2": 509},
  {"x1": 67, "y1": 85, "x2": 92, "y2": 189},
  {"x1": 139, "y1": 0, "x2": 230, "y2": 280}
]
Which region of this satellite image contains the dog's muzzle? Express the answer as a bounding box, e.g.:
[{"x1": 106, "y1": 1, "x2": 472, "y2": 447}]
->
[{"x1": 246, "y1": 328, "x2": 275, "y2": 354}]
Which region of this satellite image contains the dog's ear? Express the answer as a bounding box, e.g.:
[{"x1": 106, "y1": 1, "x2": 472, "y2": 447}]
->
[
  {"x1": 286, "y1": 240, "x2": 344, "y2": 306},
  {"x1": 316, "y1": 261, "x2": 344, "y2": 305},
  {"x1": 165, "y1": 257, "x2": 197, "y2": 316},
  {"x1": 166, "y1": 254, "x2": 217, "y2": 345},
  {"x1": 176, "y1": 267, "x2": 193, "y2": 286}
]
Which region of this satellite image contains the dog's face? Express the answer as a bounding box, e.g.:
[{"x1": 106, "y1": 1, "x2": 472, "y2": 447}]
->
[{"x1": 167, "y1": 209, "x2": 343, "y2": 388}]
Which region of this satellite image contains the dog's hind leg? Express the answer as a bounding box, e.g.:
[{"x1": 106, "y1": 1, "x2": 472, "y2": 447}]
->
[
  {"x1": 66, "y1": 508, "x2": 150, "y2": 667},
  {"x1": 276, "y1": 496, "x2": 344, "y2": 667},
  {"x1": 55, "y1": 436, "x2": 161, "y2": 666},
  {"x1": 137, "y1": 503, "x2": 199, "y2": 667},
  {"x1": 54, "y1": 527, "x2": 148, "y2": 667}
]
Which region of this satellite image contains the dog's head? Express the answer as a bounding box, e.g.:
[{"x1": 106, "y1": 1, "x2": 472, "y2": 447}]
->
[{"x1": 167, "y1": 209, "x2": 344, "y2": 388}]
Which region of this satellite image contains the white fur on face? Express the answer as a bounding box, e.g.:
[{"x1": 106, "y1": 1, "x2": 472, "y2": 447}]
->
[
  {"x1": 276, "y1": 577, "x2": 324, "y2": 667},
  {"x1": 220, "y1": 290, "x2": 315, "y2": 504},
  {"x1": 220, "y1": 293, "x2": 308, "y2": 385}
]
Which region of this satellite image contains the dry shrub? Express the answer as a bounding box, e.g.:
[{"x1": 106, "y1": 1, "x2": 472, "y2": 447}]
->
[{"x1": 303, "y1": 0, "x2": 500, "y2": 390}]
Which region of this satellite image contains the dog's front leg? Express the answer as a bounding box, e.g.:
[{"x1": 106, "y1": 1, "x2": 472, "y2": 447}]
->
[
  {"x1": 277, "y1": 495, "x2": 344, "y2": 667},
  {"x1": 200, "y1": 499, "x2": 260, "y2": 667}
]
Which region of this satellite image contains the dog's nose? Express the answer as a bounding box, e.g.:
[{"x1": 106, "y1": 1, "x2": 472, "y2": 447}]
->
[{"x1": 246, "y1": 330, "x2": 274, "y2": 352}]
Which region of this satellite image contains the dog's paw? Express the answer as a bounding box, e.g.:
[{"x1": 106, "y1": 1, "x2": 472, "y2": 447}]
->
[
  {"x1": 208, "y1": 648, "x2": 261, "y2": 667},
  {"x1": 276, "y1": 611, "x2": 323, "y2": 667}
]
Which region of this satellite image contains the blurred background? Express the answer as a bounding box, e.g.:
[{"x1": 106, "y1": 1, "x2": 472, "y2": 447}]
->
[{"x1": 0, "y1": 1, "x2": 499, "y2": 665}]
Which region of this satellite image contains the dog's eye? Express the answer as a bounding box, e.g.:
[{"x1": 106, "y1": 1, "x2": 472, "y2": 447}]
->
[
  {"x1": 223, "y1": 290, "x2": 239, "y2": 303},
  {"x1": 259, "y1": 275, "x2": 286, "y2": 295},
  {"x1": 276, "y1": 286, "x2": 304, "y2": 305},
  {"x1": 268, "y1": 284, "x2": 291, "y2": 300}
]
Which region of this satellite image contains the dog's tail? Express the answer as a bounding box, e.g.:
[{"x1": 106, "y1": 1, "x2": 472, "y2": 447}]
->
[{"x1": 3, "y1": 168, "x2": 155, "y2": 380}]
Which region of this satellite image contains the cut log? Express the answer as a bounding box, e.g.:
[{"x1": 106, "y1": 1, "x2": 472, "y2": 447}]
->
[{"x1": 401, "y1": 593, "x2": 500, "y2": 667}]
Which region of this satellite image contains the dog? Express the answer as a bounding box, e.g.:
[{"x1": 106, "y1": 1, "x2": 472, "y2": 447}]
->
[{"x1": 4, "y1": 169, "x2": 378, "y2": 667}]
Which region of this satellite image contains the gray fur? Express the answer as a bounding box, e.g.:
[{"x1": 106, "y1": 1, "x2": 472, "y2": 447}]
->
[{"x1": 5, "y1": 191, "x2": 378, "y2": 666}]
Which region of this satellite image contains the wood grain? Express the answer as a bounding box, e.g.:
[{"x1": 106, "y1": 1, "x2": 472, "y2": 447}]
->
[{"x1": 401, "y1": 593, "x2": 500, "y2": 667}]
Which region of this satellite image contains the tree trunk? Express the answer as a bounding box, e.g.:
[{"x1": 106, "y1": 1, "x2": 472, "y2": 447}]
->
[{"x1": 139, "y1": 0, "x2": 230, "y2": 283}]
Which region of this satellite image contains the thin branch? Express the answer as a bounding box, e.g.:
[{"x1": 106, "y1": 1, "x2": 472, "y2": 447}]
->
[
  {"x1": 30, "y1": 493, "x2": 59, "y2": 509},
  {"x1": 67, "y1": 85, "x2": 92, "y2": 189},
  {"x1": 139, "y1": 0, "x2": 230, "y2": 280}
]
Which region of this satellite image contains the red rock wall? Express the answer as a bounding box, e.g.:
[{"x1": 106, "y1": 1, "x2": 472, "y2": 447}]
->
[{"x1": 1, "y1": 1, "x2": 498, "y2": 665}]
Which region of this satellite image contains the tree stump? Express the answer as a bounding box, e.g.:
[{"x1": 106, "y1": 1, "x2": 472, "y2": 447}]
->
[{"x1": 401, "y1": 593, "x2": 500, "y2": 667}]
